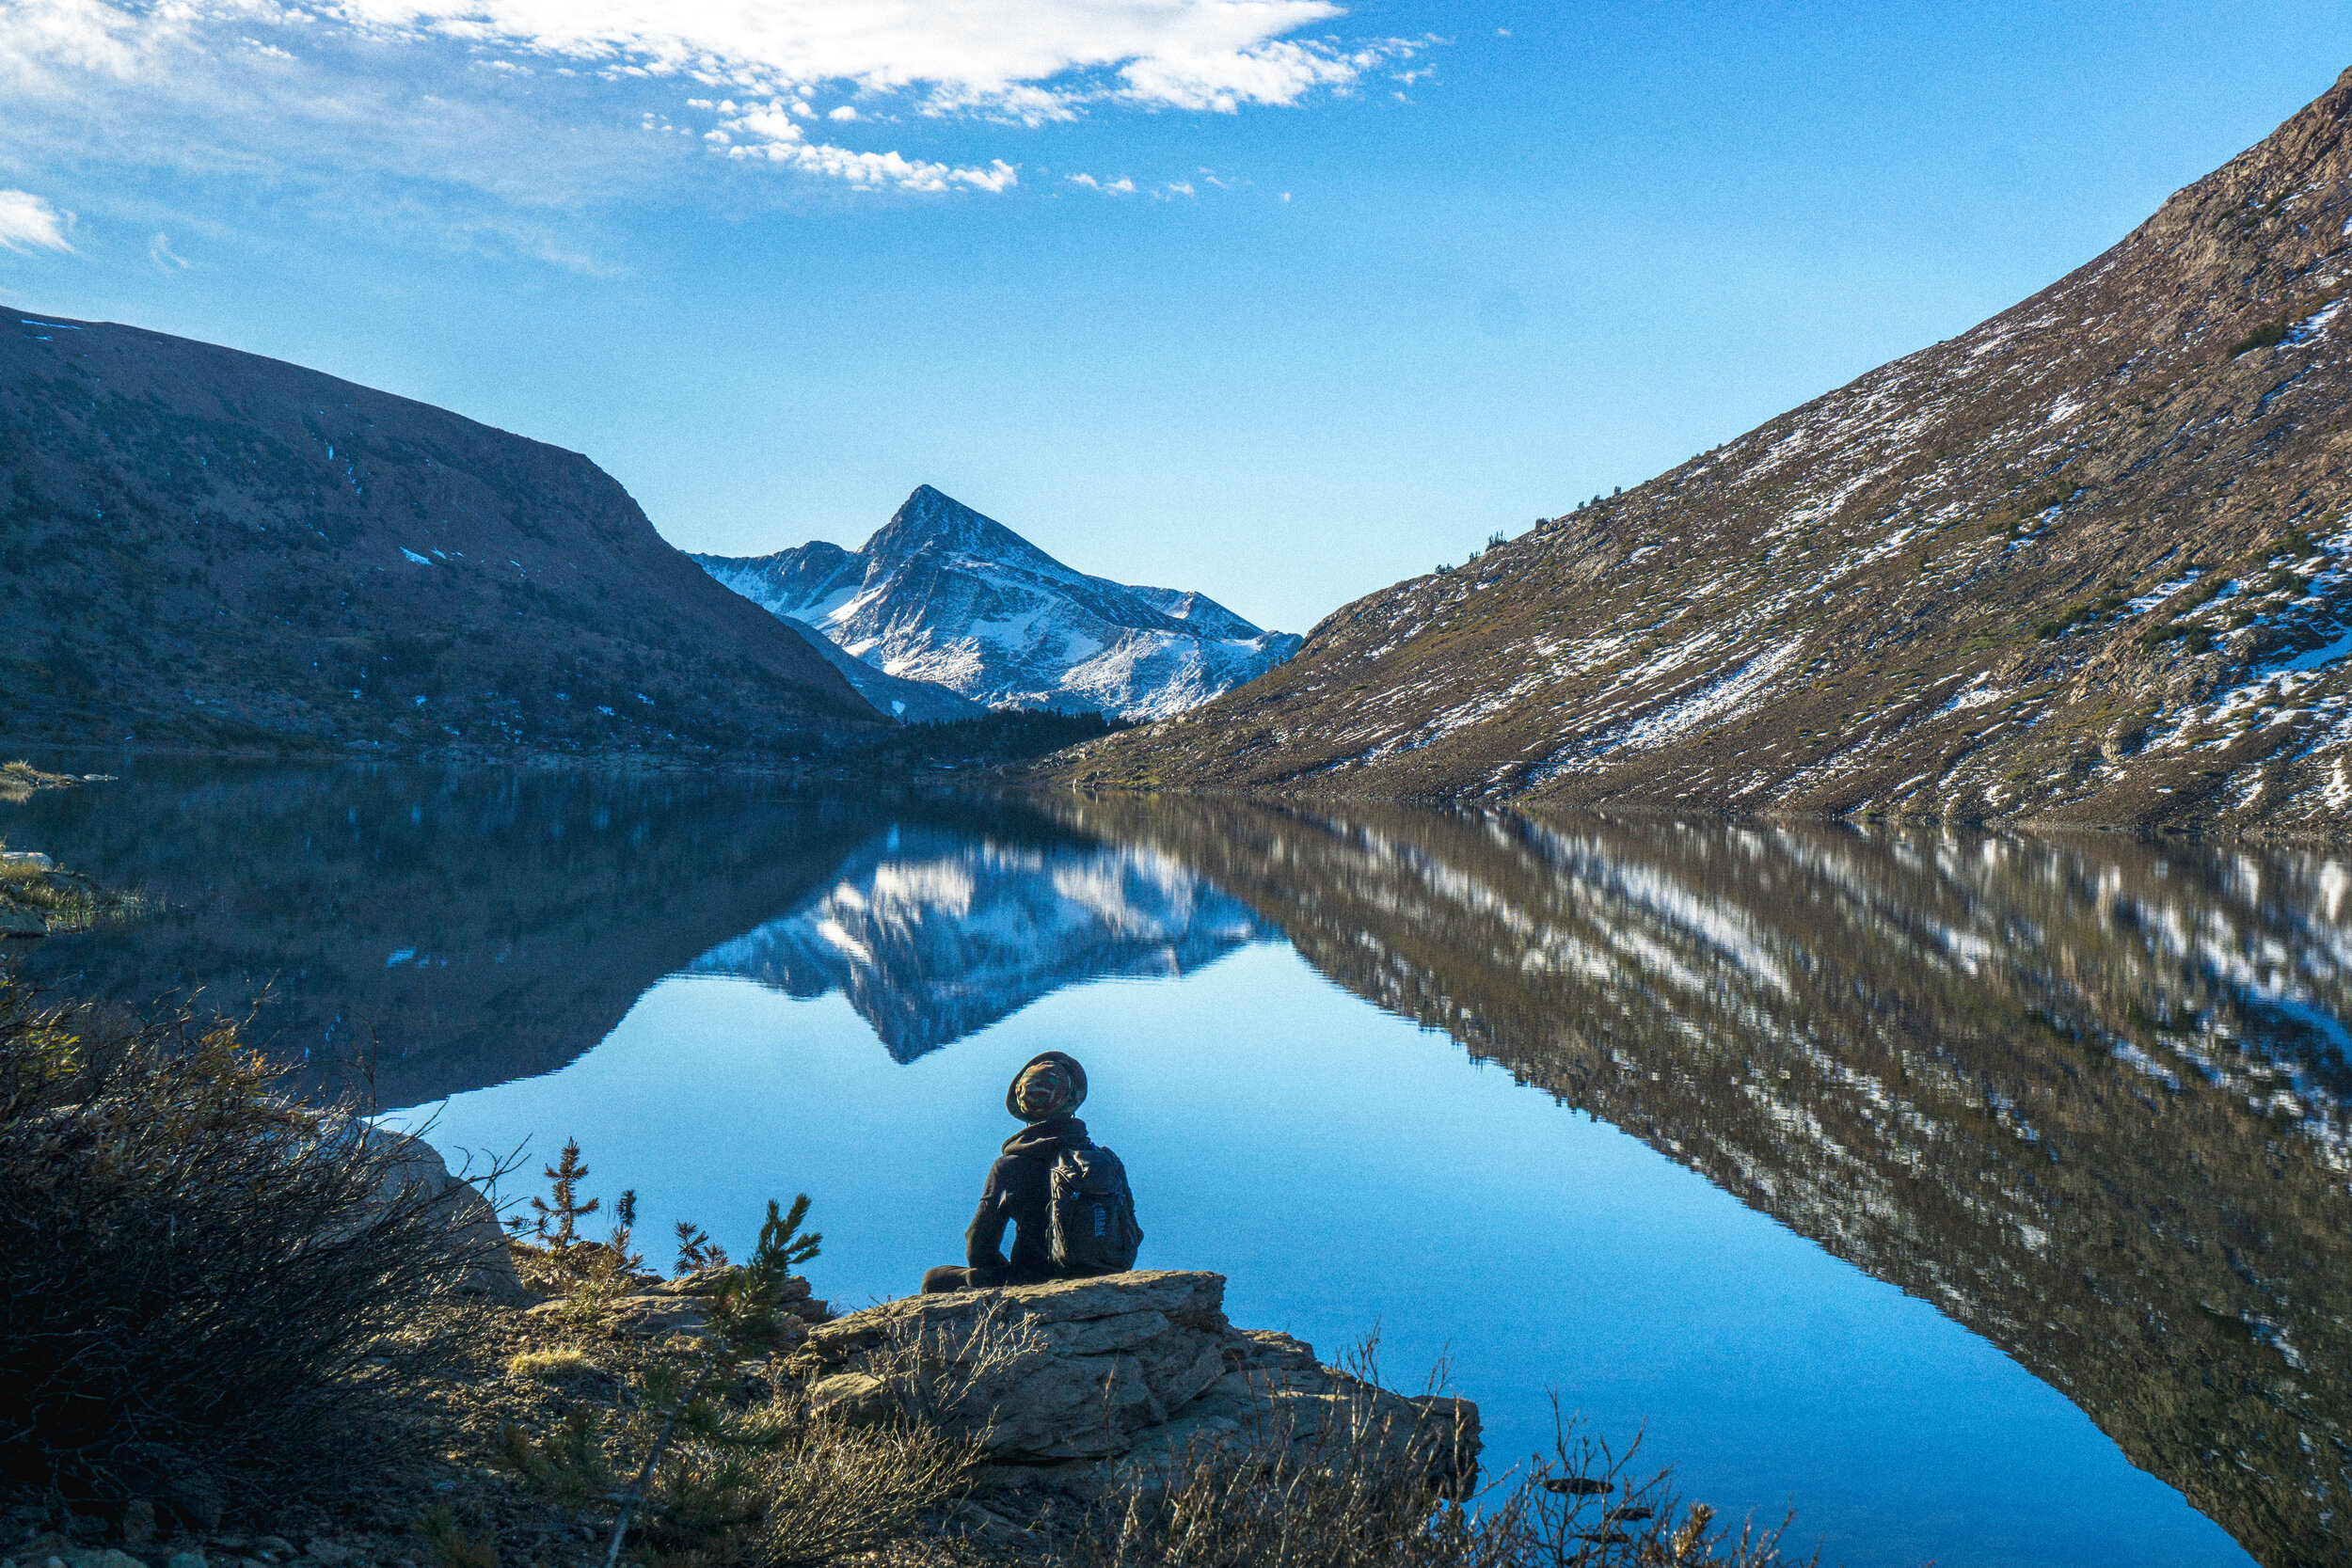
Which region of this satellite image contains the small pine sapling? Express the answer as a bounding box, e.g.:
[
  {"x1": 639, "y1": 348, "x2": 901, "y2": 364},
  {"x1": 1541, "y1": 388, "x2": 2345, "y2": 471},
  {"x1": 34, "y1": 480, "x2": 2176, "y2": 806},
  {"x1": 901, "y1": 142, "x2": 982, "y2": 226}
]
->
[
  {"x1": 608, "y1": 1187, "x2": 643, "y2": 1273},
  {"x1": 674, "y1": 1221, "x2": 728, "y2": 1276},
  {"x1": 747, "y1": 1194, "x2": 821, "y2": 1283},
  {"x1": 530, "y1": 1137, "x2": 598, "y2": 1251},
  {"x1": 497, "y1": 1410, "x2": 615, "y2": 1505},
  {"x1": 413, "y1": 1506, "x2": 498, "y2": 1568}
]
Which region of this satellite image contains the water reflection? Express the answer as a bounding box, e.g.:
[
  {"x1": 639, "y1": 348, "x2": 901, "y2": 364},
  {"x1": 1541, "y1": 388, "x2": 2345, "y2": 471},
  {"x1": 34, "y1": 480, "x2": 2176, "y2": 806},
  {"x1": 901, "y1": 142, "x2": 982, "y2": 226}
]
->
[
  {"x1": 1037, "y1": 797, "x2": 2352, "y2": 1568},
  {"x1": 9, "y1": 764, "x2": 2351, "y2": 1563},
  {"x1": 685, "y1": 827, "x2": 1275, "y2": 1059},
  {"x1": 3, "y1": 765, "x2": 1268, "y2": 1097}
]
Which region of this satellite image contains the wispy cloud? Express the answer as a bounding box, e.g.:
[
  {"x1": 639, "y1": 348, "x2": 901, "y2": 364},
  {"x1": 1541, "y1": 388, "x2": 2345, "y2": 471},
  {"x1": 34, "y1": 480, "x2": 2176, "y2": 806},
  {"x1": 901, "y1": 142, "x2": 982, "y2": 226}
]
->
[
  {"x1": 0, "y1": 190, "x2": 74, "y2": 253},
  {"x1": 298, "y1": 0, "x2": 1409, "y2": 118},
  {"x1": 147, "y1": 230, "x2": 188, "y2": 268},
  {"x1": 1066, "y1": 172, "x2": 1135, "y2": 195},
  {"x1": 709, "y1": 100, "x2": 1016, "y2": 191},
  {"x1": 0, "y1": 0, "x2": 1436, "y2": 261}
]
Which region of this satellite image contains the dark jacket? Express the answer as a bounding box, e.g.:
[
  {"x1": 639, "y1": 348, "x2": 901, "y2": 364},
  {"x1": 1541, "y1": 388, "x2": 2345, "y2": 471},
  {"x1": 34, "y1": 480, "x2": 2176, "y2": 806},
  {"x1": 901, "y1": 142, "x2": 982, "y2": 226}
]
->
[{"x1": 964, "y1": 1115, "x2": 1090, "y2": 1277}]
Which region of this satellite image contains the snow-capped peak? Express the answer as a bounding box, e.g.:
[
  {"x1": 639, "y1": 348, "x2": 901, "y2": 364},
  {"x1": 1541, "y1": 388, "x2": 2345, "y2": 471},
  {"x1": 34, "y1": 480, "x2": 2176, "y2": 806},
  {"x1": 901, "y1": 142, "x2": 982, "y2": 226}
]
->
[{"x1": 692, "y1": 486, "x2": 1300, "y2": 720}]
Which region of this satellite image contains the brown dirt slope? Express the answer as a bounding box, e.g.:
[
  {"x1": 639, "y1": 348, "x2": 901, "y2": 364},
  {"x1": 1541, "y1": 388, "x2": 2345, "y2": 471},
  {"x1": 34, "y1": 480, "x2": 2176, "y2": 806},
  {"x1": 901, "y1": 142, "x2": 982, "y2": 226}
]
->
[
  {"x1": 0, "y1": 313, "x2": 872, "y2": 756},
  {"x1": 1049, "y1": 67, "x2": 2352, "y2": 836}
]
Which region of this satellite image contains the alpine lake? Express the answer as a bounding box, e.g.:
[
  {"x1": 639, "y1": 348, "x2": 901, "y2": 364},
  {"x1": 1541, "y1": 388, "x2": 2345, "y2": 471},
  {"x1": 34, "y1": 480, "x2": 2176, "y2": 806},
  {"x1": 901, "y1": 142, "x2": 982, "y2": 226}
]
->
[{"x1": 11, "y1": 758, "x2": 2352, "y2": 1568}]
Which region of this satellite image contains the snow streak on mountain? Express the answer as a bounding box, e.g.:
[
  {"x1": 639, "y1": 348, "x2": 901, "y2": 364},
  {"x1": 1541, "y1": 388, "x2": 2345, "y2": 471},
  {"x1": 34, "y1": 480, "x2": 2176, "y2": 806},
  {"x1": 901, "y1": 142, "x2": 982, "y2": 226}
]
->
[{"x1": 694, "y1": 485, "x2": 1301, "y2": 721}]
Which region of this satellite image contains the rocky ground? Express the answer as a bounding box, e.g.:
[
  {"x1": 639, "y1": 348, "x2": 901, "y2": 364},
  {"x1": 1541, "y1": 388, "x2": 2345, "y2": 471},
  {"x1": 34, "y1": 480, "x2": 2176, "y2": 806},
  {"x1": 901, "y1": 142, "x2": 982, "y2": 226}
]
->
[
  {"x1": 1045, "y1": 65, "x2": 2352, "y2": 838},
  {"x1": 2, "y1": 1158, "x2": 1477, "y2": 1568}
]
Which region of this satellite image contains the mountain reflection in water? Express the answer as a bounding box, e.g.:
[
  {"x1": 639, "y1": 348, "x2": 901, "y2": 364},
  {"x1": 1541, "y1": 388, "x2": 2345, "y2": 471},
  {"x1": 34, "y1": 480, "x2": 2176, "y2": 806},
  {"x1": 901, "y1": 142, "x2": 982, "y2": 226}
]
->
[
  {"x1": 8, "y1": 763, "x2": 2350, "y2": 1564},
  {"x1": 1034, "y1": 797, "x2": 2352, "y2": 1568},
  {"x1": 685, "y1": 827, "x2": 1276, "y2": 1060}
]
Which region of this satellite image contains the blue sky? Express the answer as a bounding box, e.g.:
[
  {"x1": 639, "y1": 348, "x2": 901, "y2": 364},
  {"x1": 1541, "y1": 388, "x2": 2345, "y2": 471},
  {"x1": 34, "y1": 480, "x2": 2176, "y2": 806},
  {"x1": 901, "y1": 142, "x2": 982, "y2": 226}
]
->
[{"x1": 4, "y1": 2, "x2": 2350, "y2": 633}]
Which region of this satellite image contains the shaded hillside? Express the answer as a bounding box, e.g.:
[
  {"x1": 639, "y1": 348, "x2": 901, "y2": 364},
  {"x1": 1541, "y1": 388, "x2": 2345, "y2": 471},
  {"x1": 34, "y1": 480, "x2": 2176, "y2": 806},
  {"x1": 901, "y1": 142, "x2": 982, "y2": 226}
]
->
[
  {"x1": 0, "y1": 314, "x2": 872, "y2": 756},
  {"x1": 695, "y1": 485, "x2": 1300, "y2": 720},
  {"x1": 1041, "y1": 795, "x2": 2352, "y2": 1567},
  {"x1": 1051, "y1": 68, "x2": 2352, "y2": 836}
]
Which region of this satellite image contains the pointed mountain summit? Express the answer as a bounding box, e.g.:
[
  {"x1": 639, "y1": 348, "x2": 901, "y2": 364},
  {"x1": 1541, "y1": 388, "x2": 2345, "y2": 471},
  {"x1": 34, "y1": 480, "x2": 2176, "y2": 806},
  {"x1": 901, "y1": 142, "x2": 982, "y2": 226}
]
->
[
  {"x1": 694, "y1": 486, "x2": 1300, "y2": 720},
  {"x1": 1054, "y1": 66, "x2": 2352, "y2": 834}
]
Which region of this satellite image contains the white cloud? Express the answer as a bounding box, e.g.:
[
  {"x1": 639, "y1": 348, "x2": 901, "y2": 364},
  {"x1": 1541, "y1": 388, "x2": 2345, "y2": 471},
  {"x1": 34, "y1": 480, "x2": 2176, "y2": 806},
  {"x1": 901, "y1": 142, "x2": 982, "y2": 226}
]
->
[
  {"x1": 295, "y1": 0, "x2": 1408, "y2": 117},
  {"x1": 148, "y1": 230, "x2": 190, "y2": 268},
  {"x1": 0, "y1": 190, "x2": 74, "y2": 253},
  {"x1": 0, "y1": 0, "x2": 1433, "y2": 243},
  {"x1": 718, "y1": 102, "x2": 1015, "y2": 191},
  {"x1": 1065, "y1": 171, "x2": 1134, "y2": 194}
]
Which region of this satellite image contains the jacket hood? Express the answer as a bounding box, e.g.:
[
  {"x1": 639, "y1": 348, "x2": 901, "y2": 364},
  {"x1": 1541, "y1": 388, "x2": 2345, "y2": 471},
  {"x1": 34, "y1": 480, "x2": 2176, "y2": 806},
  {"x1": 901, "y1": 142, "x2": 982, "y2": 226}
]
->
[{"x1": 1006, "y1": 1050, "x2": 1088, "y2": 1122}]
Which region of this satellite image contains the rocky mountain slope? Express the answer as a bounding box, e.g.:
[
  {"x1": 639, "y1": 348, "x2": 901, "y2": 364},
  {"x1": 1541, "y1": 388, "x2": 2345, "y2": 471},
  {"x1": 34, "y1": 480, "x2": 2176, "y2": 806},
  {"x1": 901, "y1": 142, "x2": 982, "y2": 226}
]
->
[
  {"x1": 1051, "y1": 67, "x2": 2352, "y2": 837},
  {"x1": 694, "y1": 485, "x2": 1299, "y2": 721},
  {"x1": 777, "y1": 614, "x2": 986, "y2": 724},
  {"x1": 0, "y1": 314, "x2": 873, "y2": 757}
]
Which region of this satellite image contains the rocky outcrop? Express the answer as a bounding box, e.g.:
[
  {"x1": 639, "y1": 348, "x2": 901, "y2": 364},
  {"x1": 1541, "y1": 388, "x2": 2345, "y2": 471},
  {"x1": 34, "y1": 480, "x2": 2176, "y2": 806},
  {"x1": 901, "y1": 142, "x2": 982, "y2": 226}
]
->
[
  {"x1": 785, "y1": 1270, "x2": 1478, "y2": 1497},
  {"x1": 364, "y1": 1131, "x2": 531, "y2": 1304},
  {"x1": 0, "y1": 847, "x2": 134, "y2": 939},
  {"x1": 530, "y1": 1265, "x2": 834, "y2": 1345}
]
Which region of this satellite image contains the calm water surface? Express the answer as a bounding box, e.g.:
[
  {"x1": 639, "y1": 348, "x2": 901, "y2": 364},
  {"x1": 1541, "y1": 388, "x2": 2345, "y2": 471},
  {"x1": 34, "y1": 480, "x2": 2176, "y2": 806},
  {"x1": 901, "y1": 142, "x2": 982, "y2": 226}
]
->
[{"x1": 13, "y1": 760, "x2": 2352, "y2": 1568}]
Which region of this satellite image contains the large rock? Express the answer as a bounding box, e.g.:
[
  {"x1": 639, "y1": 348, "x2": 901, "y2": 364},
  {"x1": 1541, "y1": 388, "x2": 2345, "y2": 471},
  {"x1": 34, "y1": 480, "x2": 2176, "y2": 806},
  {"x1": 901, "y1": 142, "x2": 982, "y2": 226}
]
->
[
  {"x1": 365, "y1": 1129, "x2": 532, "y2": 1303},
  {"x1": 786, "y1": 1271, "x2": 1478, "y2": 1497}
]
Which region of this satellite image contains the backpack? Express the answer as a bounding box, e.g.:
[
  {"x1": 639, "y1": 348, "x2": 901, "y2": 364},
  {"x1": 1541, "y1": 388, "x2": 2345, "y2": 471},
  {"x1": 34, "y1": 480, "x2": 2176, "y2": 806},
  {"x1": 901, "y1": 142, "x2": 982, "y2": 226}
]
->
[{"x1": 1048, "y1": 1144, "x2": 1143, "y2": 1275}]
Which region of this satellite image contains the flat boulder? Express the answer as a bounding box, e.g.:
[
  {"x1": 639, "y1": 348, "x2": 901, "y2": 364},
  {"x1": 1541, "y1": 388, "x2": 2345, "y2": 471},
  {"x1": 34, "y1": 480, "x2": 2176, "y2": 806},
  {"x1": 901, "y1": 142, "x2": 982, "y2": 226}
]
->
[{"x1": 785, "y1": 1270, "x2": 1477, "y2": 1497}]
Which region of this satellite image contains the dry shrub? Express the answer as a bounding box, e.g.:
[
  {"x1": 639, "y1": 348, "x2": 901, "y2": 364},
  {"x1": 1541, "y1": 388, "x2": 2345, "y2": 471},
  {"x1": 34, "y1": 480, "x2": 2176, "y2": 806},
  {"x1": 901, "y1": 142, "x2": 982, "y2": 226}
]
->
[
  {"x1": 0, "y1": 972, "x2": 485, "y2": 1512},
  {"x1": 739, "y1": 1411, "x2": 981, "y2": 1566},
  {"x1": 590, "y1": 1309, "x2": 1004, "y2": 1567},
  {"x1": 1073, "y1": 1386, "x2": 1811, "y2": 1568}
]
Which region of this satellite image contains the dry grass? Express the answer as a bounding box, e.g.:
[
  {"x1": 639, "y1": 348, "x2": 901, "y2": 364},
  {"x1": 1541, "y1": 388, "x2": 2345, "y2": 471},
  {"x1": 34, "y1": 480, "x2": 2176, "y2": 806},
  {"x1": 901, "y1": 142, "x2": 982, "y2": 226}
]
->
[
  {"x1": 1072, "y1": 1382, "x2": 1810, "y2": 1568},
  {"x1": 506, "y1": 1348, "x2": 596, "y2": 1382}
]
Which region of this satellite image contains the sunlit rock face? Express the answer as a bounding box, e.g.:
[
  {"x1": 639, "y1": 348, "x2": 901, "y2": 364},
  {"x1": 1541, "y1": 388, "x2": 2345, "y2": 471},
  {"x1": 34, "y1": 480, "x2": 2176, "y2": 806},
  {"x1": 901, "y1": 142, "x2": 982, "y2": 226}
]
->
[
  {"x1": 694, "y1": 485, "x2": 1300, "y2": 721},
  {"x1": 687, "y1": 827, "x2": 1279, "y2": 1059},
  {"x1": 1043, "y1": 795, "x2": 2352, "y2": 1568}
]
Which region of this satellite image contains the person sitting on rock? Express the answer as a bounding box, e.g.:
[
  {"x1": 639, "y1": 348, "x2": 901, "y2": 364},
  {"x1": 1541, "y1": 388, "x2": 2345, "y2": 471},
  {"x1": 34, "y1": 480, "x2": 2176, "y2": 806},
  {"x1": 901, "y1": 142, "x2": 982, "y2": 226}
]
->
[{"x1": 923, "y1": 1051, "x2": 1119, "y2": 1293}]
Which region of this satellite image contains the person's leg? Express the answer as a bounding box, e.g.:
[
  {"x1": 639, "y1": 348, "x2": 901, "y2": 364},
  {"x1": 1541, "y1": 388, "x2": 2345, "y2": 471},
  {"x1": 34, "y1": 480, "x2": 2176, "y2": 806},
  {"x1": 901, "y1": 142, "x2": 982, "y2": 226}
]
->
[{"x1": 922, "y1": 1264, "x2": 1014, "y2": 1293}]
